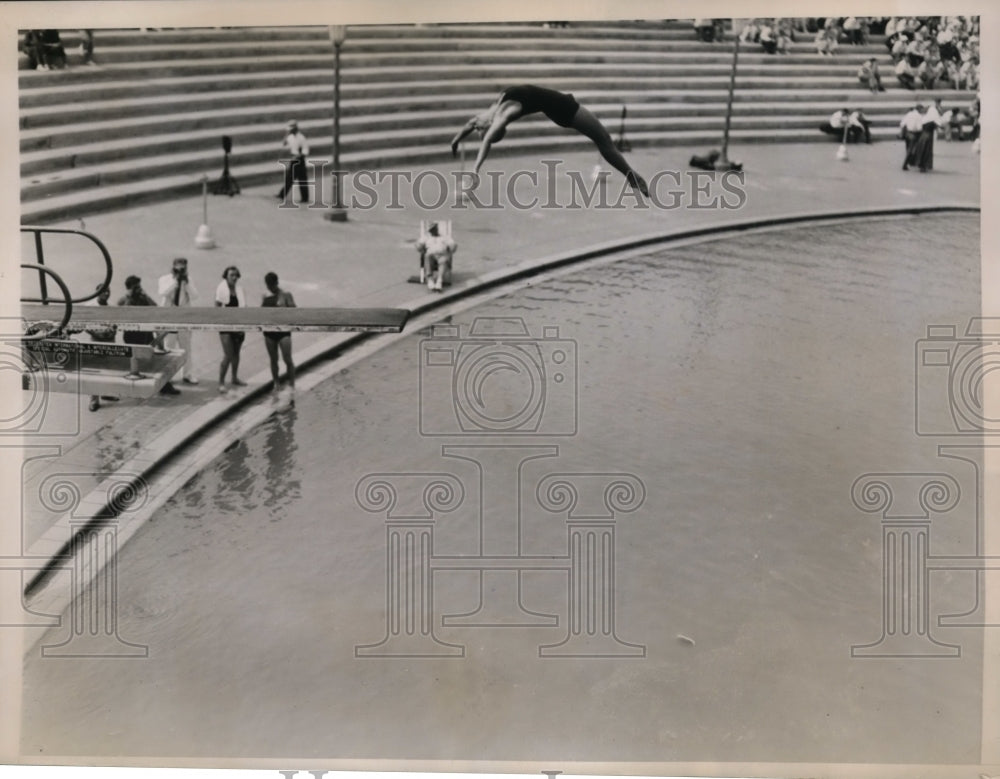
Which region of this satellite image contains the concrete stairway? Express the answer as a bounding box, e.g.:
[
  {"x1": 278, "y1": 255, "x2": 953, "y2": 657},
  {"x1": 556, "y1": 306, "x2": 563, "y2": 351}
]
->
[{"x1": 19, "y1": 22, "x2": 977, "y2": 223}]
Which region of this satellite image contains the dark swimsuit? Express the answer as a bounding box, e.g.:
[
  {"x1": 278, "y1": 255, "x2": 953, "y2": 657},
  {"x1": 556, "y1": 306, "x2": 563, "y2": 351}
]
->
[
  {"x1": 501, "y1": 85, "x2": 580, "y2": 128},
  {"x1": 222, "y1": 291, "x2": 245, "y2": 345},
  {"x1": 262, "y1": 291, "x2": 291, "y2": 342}
]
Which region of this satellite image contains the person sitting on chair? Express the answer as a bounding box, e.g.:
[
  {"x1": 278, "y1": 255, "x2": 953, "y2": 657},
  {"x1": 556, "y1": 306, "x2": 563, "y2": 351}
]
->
[{"x1": 417, "y1": 222, "x2": 456, "y2": 293}]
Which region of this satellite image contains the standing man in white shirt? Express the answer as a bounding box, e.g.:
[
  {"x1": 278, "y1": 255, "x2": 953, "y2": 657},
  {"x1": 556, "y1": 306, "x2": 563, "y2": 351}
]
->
[
  {"x1": 157, "y1": 256, "x2": 199, "y2": 385},
  {"x1": 900, "y1": 103, "x2": 925, "y2": 170},
  {"x1": 276, "y1": 119, "x2": 311, "y2": 204}
]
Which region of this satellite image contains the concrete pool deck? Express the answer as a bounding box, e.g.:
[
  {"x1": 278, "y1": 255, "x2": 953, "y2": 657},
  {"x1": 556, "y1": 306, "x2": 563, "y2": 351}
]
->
[{"x1": 15, "y1": 139, "x2": 981, "y2": 620}]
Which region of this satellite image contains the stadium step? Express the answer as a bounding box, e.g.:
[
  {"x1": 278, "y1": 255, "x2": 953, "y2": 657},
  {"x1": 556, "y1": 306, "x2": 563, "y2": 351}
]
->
[{"x1": 18, "y1": 22, "x2": 979, "y2": 223}]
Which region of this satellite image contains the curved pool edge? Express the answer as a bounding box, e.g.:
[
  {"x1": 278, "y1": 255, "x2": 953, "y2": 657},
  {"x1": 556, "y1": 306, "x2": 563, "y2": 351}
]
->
[{"x1": 20, "y1": 201, "x2": 982, "y2": 656}]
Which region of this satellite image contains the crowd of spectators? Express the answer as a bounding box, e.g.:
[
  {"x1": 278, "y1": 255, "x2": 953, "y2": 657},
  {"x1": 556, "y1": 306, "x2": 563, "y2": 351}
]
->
[
  {"x1": 886, "y1": 17, "x2": 979, "y2": 91},
  {"x1": 20, "y1": 29, "x2": 95, "y2": 70},
  {"x1": 714, "y1": 15, "x2": 980, "y2": 86}
]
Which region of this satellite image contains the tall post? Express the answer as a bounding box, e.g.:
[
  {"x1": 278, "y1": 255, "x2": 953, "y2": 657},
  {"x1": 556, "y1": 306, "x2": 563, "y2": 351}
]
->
[
  {"x1": 325, "y1": 25, "x2": 348, "y2": 223},
  {"x1": 715, "y1": 32, "x2": 740, "y2": 170}
]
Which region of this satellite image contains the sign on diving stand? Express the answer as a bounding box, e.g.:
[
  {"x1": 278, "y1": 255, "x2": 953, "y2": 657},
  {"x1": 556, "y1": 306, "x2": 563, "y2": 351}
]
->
[{"x1": 22, "y1": 339, "x2": 186, "y2": 399}]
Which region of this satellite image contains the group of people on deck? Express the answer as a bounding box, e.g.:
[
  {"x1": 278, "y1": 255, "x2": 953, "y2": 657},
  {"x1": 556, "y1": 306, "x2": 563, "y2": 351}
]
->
[
  {"x1": 899, "y1": 99, "x2": 952, "y2": 172},
  {"x1": 817, "y1": 94, "x2": 979, "y2": 171},
  {"x1": 83, "y1": 260, "x2": 298, "y2": 412}
]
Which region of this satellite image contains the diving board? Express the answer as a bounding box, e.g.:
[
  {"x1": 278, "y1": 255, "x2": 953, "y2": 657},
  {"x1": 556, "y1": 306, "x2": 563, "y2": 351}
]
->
[{"x1": 21, "y1": 305, "x2": 410, "y2": 334}]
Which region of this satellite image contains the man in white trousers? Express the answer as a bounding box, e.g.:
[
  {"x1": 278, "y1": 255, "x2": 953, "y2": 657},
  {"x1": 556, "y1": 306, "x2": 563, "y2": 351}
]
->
[{"x1": 157, "y1": 256, "x2": 199, "y2": 385}]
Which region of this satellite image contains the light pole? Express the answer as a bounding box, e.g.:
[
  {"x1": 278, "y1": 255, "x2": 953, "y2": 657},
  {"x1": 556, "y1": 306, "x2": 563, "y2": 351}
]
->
[
  {"x1": 714, "y1": 31, "x2": 741, "y2": 171},
  {"x1": 325, "y1": 24, "x2": 348, "y2": 222}
]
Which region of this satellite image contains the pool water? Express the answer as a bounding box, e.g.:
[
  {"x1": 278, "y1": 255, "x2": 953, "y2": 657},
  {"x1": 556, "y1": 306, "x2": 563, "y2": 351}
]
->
[{"x1": 23, "y1": 214, "x2": 986, "y2": 764}]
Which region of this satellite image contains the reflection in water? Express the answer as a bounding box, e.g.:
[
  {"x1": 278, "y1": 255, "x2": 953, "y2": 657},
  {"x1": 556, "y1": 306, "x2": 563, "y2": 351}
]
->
[
  {"x1": 21, "y1": 215, "x2": 985, "y2": 764},
  {"x1": 262, "y1": 407, "x2": 301, "y2": 517}
]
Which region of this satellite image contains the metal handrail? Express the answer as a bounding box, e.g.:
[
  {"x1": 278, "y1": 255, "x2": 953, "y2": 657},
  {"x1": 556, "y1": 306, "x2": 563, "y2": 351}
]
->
[
  {"x1": 20, "y1": 226, "x2": 114, "y2": 305},
  {"x1": 19, "y1": 264, "x2": 73, "y2": 341}
]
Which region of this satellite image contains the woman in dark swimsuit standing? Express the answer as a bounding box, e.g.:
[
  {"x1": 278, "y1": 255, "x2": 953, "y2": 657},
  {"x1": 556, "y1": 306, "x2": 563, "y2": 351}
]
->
[
  {"x1": 261, "y1": 271, "x2": 296, "y2": 394},
  {"x1": 215, "y1": 265, "x2": 247, "y2": 390},
  {"x1": 450, "y1": 84, "x2": 649, "y2": 196}
]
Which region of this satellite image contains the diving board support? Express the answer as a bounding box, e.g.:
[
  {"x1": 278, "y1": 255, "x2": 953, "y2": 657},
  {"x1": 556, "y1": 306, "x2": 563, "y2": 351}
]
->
[{"x1": 22, "y1": 339, "x2": 186, "y2": 399}]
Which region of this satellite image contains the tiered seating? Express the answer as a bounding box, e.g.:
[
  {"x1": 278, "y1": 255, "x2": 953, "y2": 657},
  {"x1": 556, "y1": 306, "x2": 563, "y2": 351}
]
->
[{"x1": 19, "y1": 23, "x2": 976, "y2": 223}]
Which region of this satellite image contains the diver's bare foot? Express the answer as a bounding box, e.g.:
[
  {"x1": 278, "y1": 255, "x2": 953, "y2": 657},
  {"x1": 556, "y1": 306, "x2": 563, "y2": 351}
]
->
[{"x1": 627, "y1": 171, "x2": 649, "y2": 198}]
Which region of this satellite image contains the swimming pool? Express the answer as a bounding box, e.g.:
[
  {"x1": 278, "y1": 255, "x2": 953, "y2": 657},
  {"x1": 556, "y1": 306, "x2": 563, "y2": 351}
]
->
[{"x1": 23, "y1": 213, "x2": 986, "y2": 764}]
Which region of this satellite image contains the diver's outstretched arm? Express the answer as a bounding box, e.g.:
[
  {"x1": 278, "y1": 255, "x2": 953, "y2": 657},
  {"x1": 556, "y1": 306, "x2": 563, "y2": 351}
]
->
[
  {"x1": 472, "y1": 103, "x2": 521, "y2": 174},
  {"x1": 451, "y1": 118, "x2": 479, "y2": 157}
]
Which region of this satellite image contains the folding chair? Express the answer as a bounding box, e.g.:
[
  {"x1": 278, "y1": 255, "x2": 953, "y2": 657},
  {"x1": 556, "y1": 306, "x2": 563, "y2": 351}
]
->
[{"x1": 410, "y1": 220, "x2": 454, "y2": 287}]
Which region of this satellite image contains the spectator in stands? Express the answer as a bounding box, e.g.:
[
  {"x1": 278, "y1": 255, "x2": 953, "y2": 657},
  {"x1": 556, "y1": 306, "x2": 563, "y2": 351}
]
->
[
  {"x1": 937, "y1": 23, "x2": 960, "y2": 62},
  {"x1": 895, "y1": 57, "x2": 917, "y2": 89},
  {"x1": 24, "y1": 29, "x2": 67, "y2": 70},
  {"x1": 758, "y1": 21, "x2": 777, "y2": 53},
  {"x1": 906, "y1": 33, "x2": 928, "y2": 67},
  {"x1": 957, "y1": 56, "x2": 979, "y2": 90},
  {"x1": 40, "y1": 29, "x2": 67, "y2": 69},
  {"x1": 157, "y1": 256, "x2": 199, "y2": 386},
  {"x1": 943, "y1": 58, "x2": 962, "y2": 89},
  {"x1": 917, "y1": 50, "x2": 944, "y2": 89},
  {"x1": 883, "y1": 17, "x2": 901, "y2": 49},
  {"x1": 970, "y1": 98, "x2": 980, "y2": 153},
  {"x1": 693, "y1": 19, "x2": 717, "y2": 42},
  {"x1": 215, "y1": 265, "x2": 247, "y2": 390},
  {"x1": 823, "y1": 18, "x2": 841, "y2": 47},
  {"x1": 848, "y1": 109, "x2": 873, "y2": 144},
  {"x1": 774, "y1": 20, "x2": 792, "y2": 54},
  {"x1": 21, "y1": 31, "x2": 41, "y2": 69},
  {"x1": 941, "y1": 104, "x2": 968, "y2": 141},
  {"x1": 842, "y1": 17, "x2": 863, "y2": 44},
  {"x1": 858, "y1": 57, "x2": 885, "y2": 92},
  {"x1": 276, "y1": 119, "x2": 311, "y2": 205},
  {"x1": 117, "y1": 275, "x2": 179, "y2": 395},
  {"x1": 819, "y1": 108, "x2": 850, "y2": 140},
  {"x1": 815, "y1": 23, "x2": 838, "y2": 55},
  {"x1": 261, "y1": 272, "x2": 296, "y2": 394},
  {"x1": 739, "y1": 18, "x2": 761, "y2": 43},
  {"x1": 890, "y1": 32, "x2": 909, "y2": 63},
  {"x1": 819, "y1": 108, "x2": 869, "y2": 144},
  {"x1": 79, "y1": 29, "x2": 96, "y2": 66}
]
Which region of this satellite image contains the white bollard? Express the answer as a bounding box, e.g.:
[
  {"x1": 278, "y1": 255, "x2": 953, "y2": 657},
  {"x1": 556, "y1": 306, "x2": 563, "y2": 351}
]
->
[
  {"x1": 195, "y1": 175, "x2": 216, "y2": 248},
  {"x1": 195, "y1": 223, "x2": 216, "y2": 249}
]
